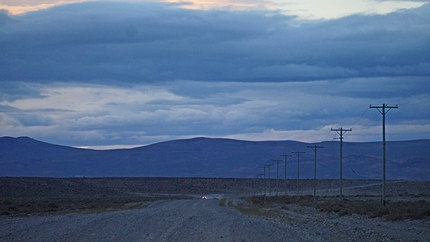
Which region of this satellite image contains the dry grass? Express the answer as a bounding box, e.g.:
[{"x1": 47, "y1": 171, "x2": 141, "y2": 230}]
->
[
  {"x1": 218, "y1": 198, "x2": 226, "y2": 207},
  {"x1": 0, "y1": 195, "x2": 189, "y2": 216},
  {"x1": 244, "y1": 195, "x2": 430, "y2": 221},
  {"x1": 235, "y1": 204, "x2": 278, "y2": 217},
  {"x1": 1, "y1": 178, "x2": 429, "y2": 219}
]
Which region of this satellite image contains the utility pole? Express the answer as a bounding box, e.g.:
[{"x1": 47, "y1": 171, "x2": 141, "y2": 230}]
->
[
  {"x1": 307, "y1": 145, "x2": 324, "y2": 203},
  {"x1": 263, "y1": 165, "x2": 267, "y2": 204},
  {"x1": 280, "y1": 154, "x2": 292, "y2": 195},
  {"x1": 331, "y1": 127, "x2": 352, "y2": 199},
  {"x1": 254, "y1": 174, "x2": 263, "y2": 196},
  {"x1": 370, "y1": 103, "x2": 398, "y2": 206},
  {"x1": 273, "y1": 159, "x2": 282, "y2": 196},
  {"x1": 257, "y1": 174, "x2": 264, "y2": 196},
  {"x1": 267, "y1": 164, "x2": 272, "y2": 196},
  {"x1": 263, "y1": 165, "x2": 267, "y2": 200},
  {"x1": 291, "y1": 151, "x2": 305, "y2": 198}
]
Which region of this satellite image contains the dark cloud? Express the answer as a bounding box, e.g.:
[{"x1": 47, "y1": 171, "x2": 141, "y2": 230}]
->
[
  {"x1": 12, "y1": 112, "x2": 53, "y2": 126},
  {"x1": 0, "y1": 2, "x2": 429, "y2": 147},
  {"x1": 0, "y1": 2, "x2": 428, "y2": 84},
  {"x1": 0, "y1": 82, "x2": 44, "y2": 101},
  {"x1": 0, "y1": 78, "x2": 428, "y2": 147},
  {"x1": 0, "y1": 104, "x2": 18, "y2": 112}
]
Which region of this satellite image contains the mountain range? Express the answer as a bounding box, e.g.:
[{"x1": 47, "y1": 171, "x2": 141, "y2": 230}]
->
[{"x1": 0, "y1": 136, "x2": 429, "y2": 180}]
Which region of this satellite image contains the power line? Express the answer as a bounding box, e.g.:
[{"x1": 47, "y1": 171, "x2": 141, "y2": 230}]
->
[
  {"x1": 291, "y1": 151, "x2": 305, "y2": 198},
  {"x1": 266, "y1": 164, "x2": 272, "y2": 196},
  {"x1": 392, "y1": 80, "x2": 430, "y2": 104},
  {"x1": 273, "y1": 159, "x2": 282, "y2": 196},
  {"x1": 361, "y1": 112, "x2": 381, "y2": 128},
  {"x1": 280, "y1": 154, "x2": 292, "y2": 196},
  {"x1": 331, "y1": 127, "x2": 352, "y2": 199},
  {"x1": 370, "y1": 103, "x2": 398, "y2": 206},
  {"x1": 342, "y1": 155, "x2": 358, "y2": 178},
  {"x1": 307, "y1": 145, "x2": 324, "y2": 203},
  {"x1": 350, "y1": 107, "x2": 369, "y2": 126},
  {"x1": 398, "y1": 93, "x2": 430, "y2": 106},
  {"x1": 323, "y1": 127, "x2": 334, "y2": 141},
  {"x1": 345, "y1": 80, "x2": 428, "y2": 132}
]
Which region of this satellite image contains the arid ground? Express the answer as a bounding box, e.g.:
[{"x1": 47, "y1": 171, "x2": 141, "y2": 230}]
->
[
  {"x1": 1, "y1": 178, "x2": 429, "y2": 241},
  {"x1": 1, "y1": 177, "x2": 429, "y2": 217}
]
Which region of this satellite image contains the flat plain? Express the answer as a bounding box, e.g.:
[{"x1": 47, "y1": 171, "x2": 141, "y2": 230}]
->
[{"x1": 0, "y1": 178, "x2": 429, "y2": 241}]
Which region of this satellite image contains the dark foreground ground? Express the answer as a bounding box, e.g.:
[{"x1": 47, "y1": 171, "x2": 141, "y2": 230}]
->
[{"x1": 1, "y1": 177, "x2": 429, "y2": 221}]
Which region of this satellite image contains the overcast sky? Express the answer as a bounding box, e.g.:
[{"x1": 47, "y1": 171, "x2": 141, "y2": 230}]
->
[{"x1": 0, "y1": 0, "x2": 429, "y2": 149}]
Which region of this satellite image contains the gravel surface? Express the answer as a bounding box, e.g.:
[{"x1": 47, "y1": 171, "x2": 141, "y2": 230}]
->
[{"x1": 1, "y1": 198, "x2": 429, "y2": 242}]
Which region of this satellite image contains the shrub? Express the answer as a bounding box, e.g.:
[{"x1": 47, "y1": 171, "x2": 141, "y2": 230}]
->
[{"x1": 3, "y1": 199, "x2": 13, "y2": 205}]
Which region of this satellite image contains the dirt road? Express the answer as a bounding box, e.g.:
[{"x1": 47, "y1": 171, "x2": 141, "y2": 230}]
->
[
  {"x1": 0, "y1": 198, "x2": 314, "y2": 242},
  {"x1": 1, "y1": 198, "x2": 429, "y2": 242}
]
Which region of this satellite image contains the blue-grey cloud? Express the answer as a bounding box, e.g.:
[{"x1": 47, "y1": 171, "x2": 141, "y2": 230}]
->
[
  {"x1": 0, "y1": 78, "x2": 428, "y2": 147},
  {"x1": 0, "y1": 1, "x2": 429, "y2": 84},
  {"x1": 0, "y1": 82, "x2": 45, "y2": 101},
  {"x1": 0, "y1": 2, "x2": 429, "y2": 148}
]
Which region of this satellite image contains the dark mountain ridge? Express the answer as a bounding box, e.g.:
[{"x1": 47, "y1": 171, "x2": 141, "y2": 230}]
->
[{"x1": 0, "y1": 136, "x2": 429, "y2": 180}]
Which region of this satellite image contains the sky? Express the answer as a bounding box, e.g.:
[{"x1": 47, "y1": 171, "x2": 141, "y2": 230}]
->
[{"x1": 0, "y1": 0, "x2": 429, "y2": 149}]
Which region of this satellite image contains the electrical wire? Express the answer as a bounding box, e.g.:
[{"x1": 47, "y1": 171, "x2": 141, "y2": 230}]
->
[
  {"x1": 322, "y1": 80, "x2": 429, "y2": 143},
  {"x1": 398, "y1": 93, "x2": 430, "y2": 106},
  {"x1": 323, "y1": 127, "x2": 334, "y2": 141},
  {"x1": 349, "y1": 107, "x2": 369, "y2": 126},
  {"x1": 391, "y1": 80, "x2": 430, "y2": 104}
]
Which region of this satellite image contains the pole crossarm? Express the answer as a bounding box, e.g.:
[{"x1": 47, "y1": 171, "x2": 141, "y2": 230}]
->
[
  {"x1": 280, "y1": 154, "x2": 292, "y2": 196},
  {"x1": 369, "y1": 104, "x2": 398, "y2": 113},
  {"x1": 307, "y1": 145, "x2": 324, "y2": 151},
  {"x1": 307, "y1": 145, "x2": 324, "y2": 202},
  {"x1": 273, "y1": 159, "x2": 282, "y2": 196},
  {"x1": 266, "y1": 164, "x2": 272, "y2": 196},
  {"x1": 291, "y1": 151, "x2": 305, "y2": 198},
  {"x1": 331, "y1": 127, "x2": 352, "y2": 199},
  {"x1": 370, "y1": 103, "x2": 398, "y2": 206},
  {"x1": 331, "y1": 128, "x2": 352, "y2": 138},
  {"x1": 280, "y1": 154, "x2": 292, "y2": 159}
]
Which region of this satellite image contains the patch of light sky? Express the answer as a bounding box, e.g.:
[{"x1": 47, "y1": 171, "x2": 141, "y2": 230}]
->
[{"x1": 0, "y1": 0, "x2": 426, "y2": 20}]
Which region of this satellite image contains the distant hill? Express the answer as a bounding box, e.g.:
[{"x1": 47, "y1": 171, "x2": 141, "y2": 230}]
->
[{"x1": 0, "y1": 136, "x2": 429, "y2": 180}]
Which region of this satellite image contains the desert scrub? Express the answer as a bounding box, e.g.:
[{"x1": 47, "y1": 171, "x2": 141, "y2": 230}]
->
[
  {"x1": 244, "y1": 195, "x2": 430, "y2": 221},
  {"x1": 2, "y1": 199, "x2": 13, "y2": 205},
  {"x1": 0, "y1": 195, "x2": 191, "y2": 216}
]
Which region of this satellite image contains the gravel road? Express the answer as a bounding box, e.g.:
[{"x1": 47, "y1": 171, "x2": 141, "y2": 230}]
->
[{"x1": 1, "y1": 198, "x2": 429, "y2": 242}]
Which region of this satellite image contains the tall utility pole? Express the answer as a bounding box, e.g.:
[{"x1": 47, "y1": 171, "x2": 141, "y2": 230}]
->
[
  {"x1": 291, "y1": 151, "x2": 305, "y2": 198},
  {"x1": 331, "y1": 127, "x2": 352, "y2": 199},
  {"x1": 307, "y1": 145, "x2": 324, "y2": 203},
  {"x1": 267, "y1": 164, "x2": 272, "y2": 196},
  {"x1": 370, "y1": 103, "x2": 398, "y2": 206},
  {"x1": 257, "y1": 174, "x2": 264, "y2": 196},
  {"x1": 280, "y1": 154, "x2": 292, "y2": 195},
  {"x1": 273, "y1": 159, "x2": 282, "y2": 196},
  {"x1": 263, "y1": 165, "x2": 267, "y2": 204}
]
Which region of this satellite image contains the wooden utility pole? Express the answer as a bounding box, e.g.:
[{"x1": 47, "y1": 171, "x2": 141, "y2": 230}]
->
[
  {"x1": 307, "y1": 145, "x2": 324, "y2": 203},
  {"x1": 257, "y1": 174, "x2": 264, "y2": 196},
  {"x1": 280, "y1": 154, "x2": 292, "y2": 195},
  {"x1": 263, "y1": 165, "x2": 267, "y2": 204},
  {"x1": 370, "y1": 103, "x2": 398, "y2": 206},
  {"x1": 267, "y1": 164, "x2": 272, "y2": 196},
  {"x1": 331, "y1": 127, "x2": 352, "y2": 199},
  {"x1": 291, "y1": 151, "x2": 305, "y2": 198},
  {"x1": 273, "y1": 159, "x2": 282, "y2": 196}
]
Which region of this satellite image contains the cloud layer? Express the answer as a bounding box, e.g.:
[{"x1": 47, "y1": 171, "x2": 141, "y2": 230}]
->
[
  {"x1": 1, "y1": 1, "x2": 429, "y2": 83},
  {"x1": 0, "y1": 1, "x2": 429, "y2": 147}
]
